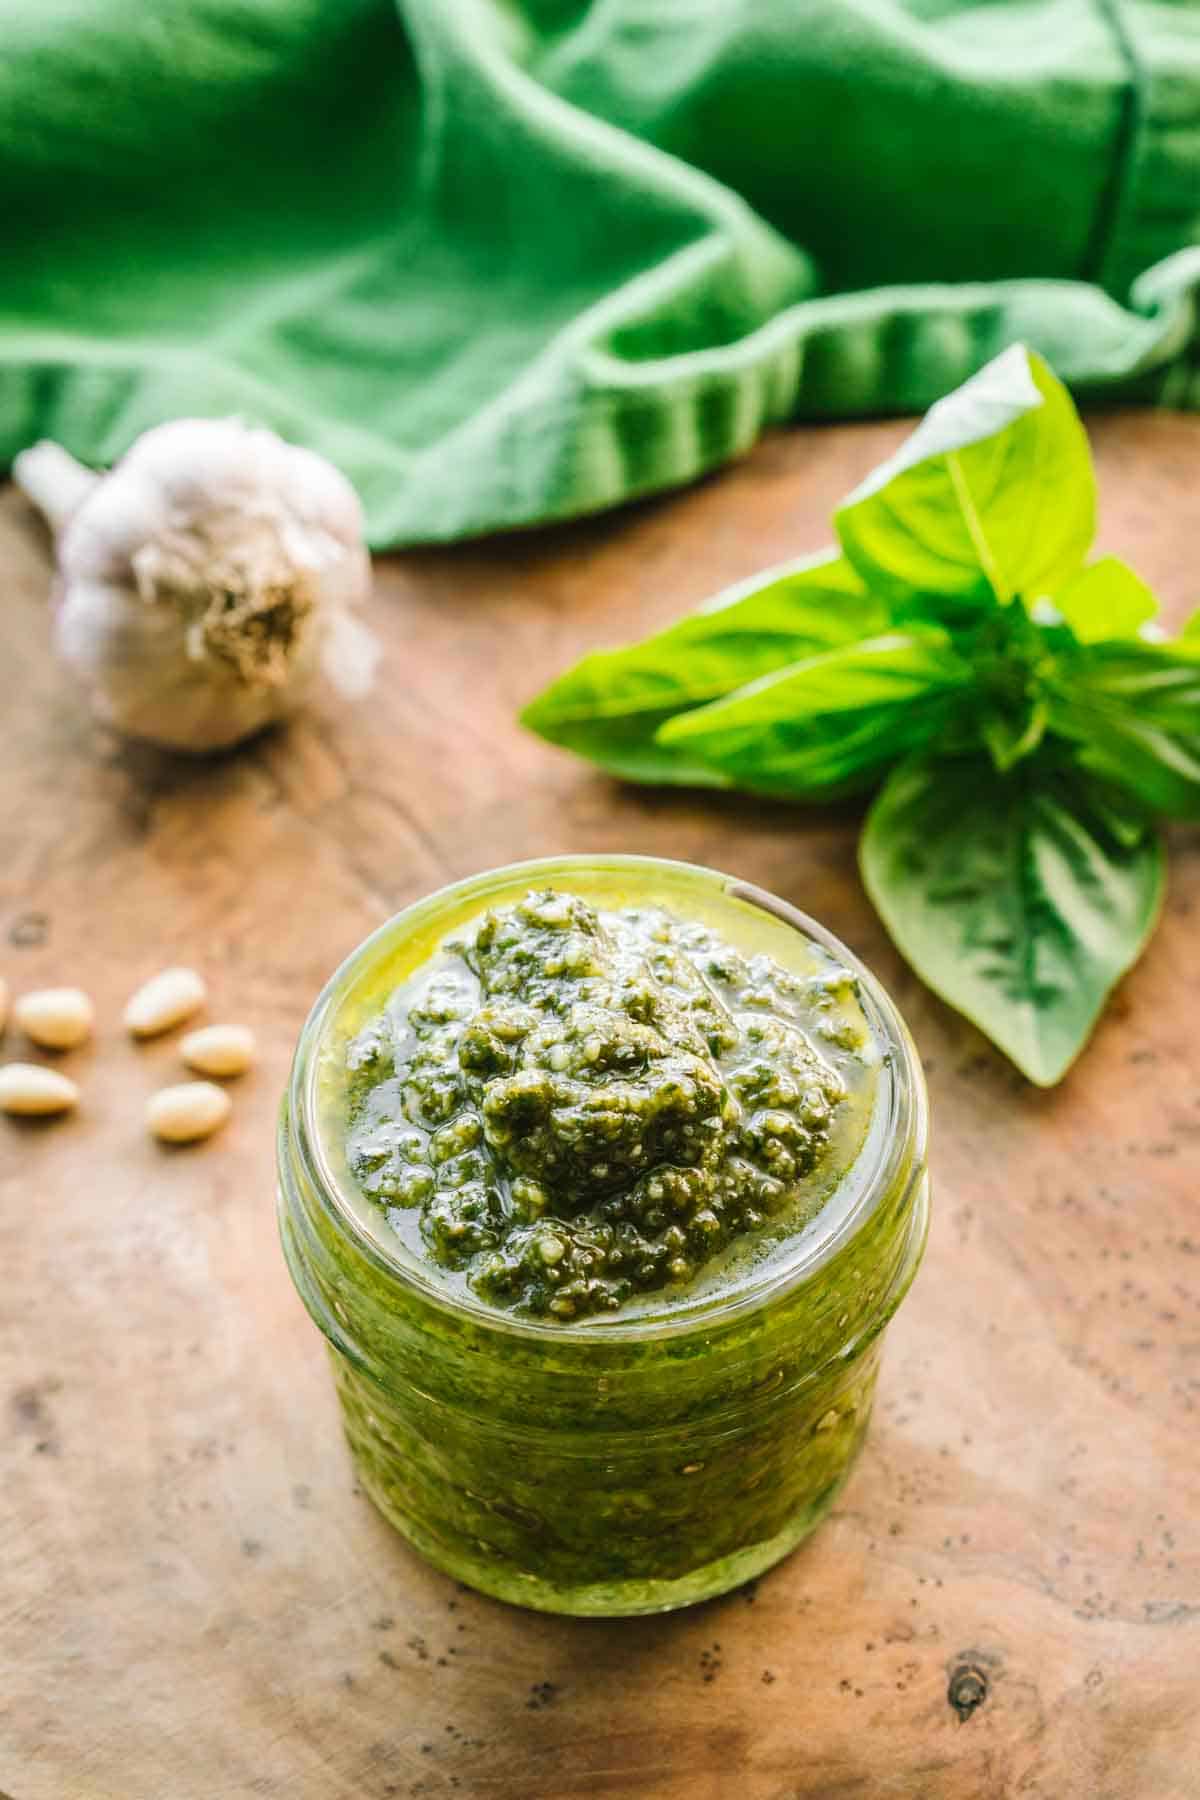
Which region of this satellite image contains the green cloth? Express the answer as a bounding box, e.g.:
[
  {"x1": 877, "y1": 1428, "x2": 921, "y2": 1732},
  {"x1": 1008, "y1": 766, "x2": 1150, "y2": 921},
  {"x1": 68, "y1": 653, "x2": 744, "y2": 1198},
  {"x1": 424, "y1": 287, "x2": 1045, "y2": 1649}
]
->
[{"x1": 3, "y1": 0, "x2": 1199, "y2": 546}]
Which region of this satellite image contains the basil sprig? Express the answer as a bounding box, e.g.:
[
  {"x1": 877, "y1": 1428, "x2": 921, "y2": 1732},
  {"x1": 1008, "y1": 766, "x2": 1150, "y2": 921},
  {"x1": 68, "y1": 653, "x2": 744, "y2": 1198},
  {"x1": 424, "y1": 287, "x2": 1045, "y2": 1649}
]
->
[{"x1": 523, "y1": 347, "x2": 1196, "y2": 1084}]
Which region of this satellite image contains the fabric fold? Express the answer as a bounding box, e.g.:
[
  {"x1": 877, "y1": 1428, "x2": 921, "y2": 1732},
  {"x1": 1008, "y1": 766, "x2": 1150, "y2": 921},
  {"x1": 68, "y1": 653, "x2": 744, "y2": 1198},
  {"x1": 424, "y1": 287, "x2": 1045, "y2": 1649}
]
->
[{"x1": 1, "y1": 0, "x2": 1197, "y2": 545}]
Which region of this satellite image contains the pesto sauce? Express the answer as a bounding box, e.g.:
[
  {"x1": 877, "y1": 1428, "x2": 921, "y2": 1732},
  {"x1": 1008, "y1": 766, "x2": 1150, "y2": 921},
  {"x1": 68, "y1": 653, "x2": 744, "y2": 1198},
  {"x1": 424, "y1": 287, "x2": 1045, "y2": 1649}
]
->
[
  {"x1": 281, "y1": 858, "x2": 930, "y2": 1612},
  {"x1": 341, "y1": 889, "x2": 873, "y2": 1321}
]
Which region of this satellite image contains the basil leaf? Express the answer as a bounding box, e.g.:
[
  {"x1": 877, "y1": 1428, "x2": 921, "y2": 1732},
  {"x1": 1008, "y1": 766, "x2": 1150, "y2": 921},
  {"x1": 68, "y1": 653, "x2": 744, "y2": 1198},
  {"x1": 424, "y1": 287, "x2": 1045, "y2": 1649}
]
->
[
  {"x1": 657, "y1": 630, "x2": 973, "y2": 797},
  {"x1": 860, "y1": 755, "x2": 1164, "y2": 1085},
  {"x1": 1046, "y1": 641, "x2": 1200, "y2": 819},
  {"x1": 520, "y1": 552, "x2": 884, "y2": 785},
  {"x1": 1053, "y1": 557, "x2": 1158, "y2": 643},
  {"x1": 1183, "y1": 608, "x2": 1200, "y2": 641},
  {"x1": 835, "y1": 346, "x2": 1094, "y2": 611},
  {"x1": 981, "y1": 699, "x2": 1048, "y2": 773}
]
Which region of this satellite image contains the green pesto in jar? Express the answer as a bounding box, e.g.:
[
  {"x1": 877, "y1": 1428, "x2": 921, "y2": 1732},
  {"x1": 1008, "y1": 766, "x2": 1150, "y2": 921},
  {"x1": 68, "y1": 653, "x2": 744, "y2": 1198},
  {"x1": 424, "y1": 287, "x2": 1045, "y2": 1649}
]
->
[
  {"x1": 282, "y1": 857, "x2": 929, "y2": 1615},
  {"x1": 337, "y1": 888, "x2": 877, "y2": 1323}
]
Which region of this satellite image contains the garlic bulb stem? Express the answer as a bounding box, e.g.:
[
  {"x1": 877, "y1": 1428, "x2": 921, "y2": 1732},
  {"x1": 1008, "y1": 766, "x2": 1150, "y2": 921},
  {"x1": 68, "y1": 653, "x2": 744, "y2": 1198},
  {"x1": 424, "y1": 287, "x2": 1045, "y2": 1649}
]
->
[{"x1": 13, "y1": 441, "x2": 101, "y2": 535}]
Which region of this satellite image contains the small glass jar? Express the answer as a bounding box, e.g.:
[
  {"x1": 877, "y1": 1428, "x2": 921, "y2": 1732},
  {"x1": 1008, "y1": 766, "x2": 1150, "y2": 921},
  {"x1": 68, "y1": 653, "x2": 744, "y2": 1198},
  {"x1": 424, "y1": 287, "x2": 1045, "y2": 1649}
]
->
[{"x1": 278, "y1": 856, "x2": 929, "y2": 1616}]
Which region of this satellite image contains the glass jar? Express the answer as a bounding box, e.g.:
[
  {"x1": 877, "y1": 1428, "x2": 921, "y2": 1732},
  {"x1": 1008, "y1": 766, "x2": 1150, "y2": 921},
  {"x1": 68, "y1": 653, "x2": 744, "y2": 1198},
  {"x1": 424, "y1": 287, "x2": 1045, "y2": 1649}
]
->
[{"x1": 278, "y1": 856, "x2": 929, "y2": 1616}]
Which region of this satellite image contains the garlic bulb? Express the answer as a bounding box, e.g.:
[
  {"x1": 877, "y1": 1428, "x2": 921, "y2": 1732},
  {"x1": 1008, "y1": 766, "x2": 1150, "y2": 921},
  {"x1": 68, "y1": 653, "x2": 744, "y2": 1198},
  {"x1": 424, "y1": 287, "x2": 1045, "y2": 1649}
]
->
[{"x1": 14, "y1": 420, "x2": 379, "y2": 752}]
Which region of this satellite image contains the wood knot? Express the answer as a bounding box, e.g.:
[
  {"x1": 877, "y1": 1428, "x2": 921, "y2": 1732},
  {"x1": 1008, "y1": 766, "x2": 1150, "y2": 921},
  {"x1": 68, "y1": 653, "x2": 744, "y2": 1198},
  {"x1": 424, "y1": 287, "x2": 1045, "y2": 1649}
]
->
[{"x1": 947, "y1": 1661, "x2": 989, "y2": 1721}]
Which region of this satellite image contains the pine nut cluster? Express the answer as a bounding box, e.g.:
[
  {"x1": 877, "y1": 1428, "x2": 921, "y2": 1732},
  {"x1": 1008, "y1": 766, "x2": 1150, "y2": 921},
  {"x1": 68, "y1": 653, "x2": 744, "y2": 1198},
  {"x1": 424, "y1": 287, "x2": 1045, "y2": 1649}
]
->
[{"x1": 0, "y1": 966, "x2": 255, "y2": 1143}]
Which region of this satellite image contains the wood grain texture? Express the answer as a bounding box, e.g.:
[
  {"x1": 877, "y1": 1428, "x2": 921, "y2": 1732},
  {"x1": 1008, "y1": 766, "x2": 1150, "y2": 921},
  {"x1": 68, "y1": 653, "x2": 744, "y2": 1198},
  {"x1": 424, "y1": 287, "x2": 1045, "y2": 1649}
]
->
[{"x1": 1, "y1": 414, "x2": 1198, "y2": 1800}]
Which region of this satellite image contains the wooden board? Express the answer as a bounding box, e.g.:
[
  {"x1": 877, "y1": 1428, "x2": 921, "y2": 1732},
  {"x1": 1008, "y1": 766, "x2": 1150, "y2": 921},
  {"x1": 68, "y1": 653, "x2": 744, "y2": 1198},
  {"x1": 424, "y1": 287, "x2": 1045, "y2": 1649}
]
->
[{"x1": 1, "y1": 412, "x2": 1198, "y2": 1800}]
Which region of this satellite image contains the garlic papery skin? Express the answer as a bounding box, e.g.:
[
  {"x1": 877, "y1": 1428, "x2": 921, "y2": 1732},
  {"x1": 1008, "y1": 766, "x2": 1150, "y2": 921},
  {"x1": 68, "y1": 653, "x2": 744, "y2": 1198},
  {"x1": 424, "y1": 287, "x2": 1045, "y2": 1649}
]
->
[{"x1": 14, "y1": 420, "x2": 380, "y2": 753}]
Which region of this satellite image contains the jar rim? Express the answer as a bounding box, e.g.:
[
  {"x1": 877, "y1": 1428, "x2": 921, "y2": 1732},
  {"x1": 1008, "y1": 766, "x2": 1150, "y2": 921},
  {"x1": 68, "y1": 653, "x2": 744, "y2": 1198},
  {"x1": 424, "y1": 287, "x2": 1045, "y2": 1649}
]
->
[{"x1": 287, "y1": 854, "x2": 928, "y2": 1345}]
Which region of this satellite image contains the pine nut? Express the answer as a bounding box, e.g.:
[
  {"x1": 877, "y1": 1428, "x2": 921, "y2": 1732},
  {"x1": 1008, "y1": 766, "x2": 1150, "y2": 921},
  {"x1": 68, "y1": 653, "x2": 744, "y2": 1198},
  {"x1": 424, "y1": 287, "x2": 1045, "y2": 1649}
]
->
[
  {"x1": 125, "y1": 968, "x2": 206, "y2": 1038},
  {"x1": 14, "y1": 987, "x2": 94, "y2": 1050},
  {"x1": 146, "y1": 1081, "x2": 231, "y2": 1144},
  {"x1": 0, "y1": 1063, "x2": 80, "y2": 1116},
  {"x1": 179, "y1": 1024, "x2": 255, "y2": 1078}
]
